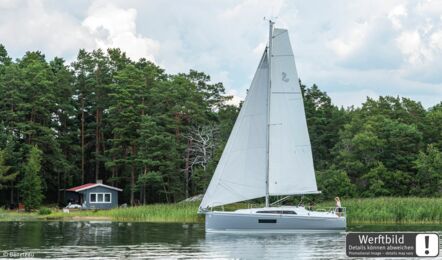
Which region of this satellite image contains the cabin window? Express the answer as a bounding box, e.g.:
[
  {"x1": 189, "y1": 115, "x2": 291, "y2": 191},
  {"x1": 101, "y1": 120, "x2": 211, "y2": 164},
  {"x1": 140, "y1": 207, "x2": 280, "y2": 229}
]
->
[
  {"x1": 97, "y1": 194, "x2": 103, "y2": 202},
  {"x1": 256, "y1": 210, "x2": 296, "y2": 215},
  {"x1": 258, "y1": 219, "x2": 277, "y2": 223},
  {"x1": 89, "y1": 192, "x2": 112, "y2": 203}
]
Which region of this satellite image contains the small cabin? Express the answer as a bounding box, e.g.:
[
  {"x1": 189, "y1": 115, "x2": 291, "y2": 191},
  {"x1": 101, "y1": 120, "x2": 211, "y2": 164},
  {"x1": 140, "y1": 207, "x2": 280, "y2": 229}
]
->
[{"x1": 66, "y1": 181, "x2": 122, "y2": 209}]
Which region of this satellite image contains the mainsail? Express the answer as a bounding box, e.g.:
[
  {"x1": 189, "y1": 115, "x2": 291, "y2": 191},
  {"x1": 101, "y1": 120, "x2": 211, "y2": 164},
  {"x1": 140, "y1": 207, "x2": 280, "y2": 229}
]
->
[
  {"x1": 199, "y1": 27, "x2": 318, "y2": 210},
  {"x1": 199, "y1": 52, "x2": 269, "y2": 209}
]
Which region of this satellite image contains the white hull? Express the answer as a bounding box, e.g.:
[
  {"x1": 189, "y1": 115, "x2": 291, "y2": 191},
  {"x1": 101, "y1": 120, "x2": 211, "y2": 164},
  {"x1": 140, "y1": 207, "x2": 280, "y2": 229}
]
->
[{"x1": 205, "y1": 206, "x2": 346, "y2": 233}]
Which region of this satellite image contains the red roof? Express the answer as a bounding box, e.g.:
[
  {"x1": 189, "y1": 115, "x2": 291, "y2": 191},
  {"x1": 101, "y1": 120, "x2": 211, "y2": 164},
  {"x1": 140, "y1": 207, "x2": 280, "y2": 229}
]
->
[
  {"x1": 66, "y1": 183, "x2": 122, "y2": 192},
  {"x1": 66, "y1": 183, "x2": 97, "y2": 192}
]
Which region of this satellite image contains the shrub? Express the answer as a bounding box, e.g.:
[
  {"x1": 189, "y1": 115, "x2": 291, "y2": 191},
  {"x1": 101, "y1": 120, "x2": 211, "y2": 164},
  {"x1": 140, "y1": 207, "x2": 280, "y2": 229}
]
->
[
  {"x1": 316, "y1": 168, "x2": 356, "y2": 199},
  {"x1": 38, "y1": 207, "x2": 51, "y2": 215}
]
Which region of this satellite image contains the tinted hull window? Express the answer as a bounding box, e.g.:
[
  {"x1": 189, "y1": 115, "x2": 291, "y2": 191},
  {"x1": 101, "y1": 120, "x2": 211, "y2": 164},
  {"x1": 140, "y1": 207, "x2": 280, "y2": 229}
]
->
[{"x1": 258, "y1": 219, "x2": 277, "y2": 223}]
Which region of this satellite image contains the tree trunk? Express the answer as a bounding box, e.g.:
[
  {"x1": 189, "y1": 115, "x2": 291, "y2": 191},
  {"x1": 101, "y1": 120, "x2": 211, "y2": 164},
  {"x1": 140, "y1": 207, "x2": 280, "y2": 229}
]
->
[
  {"x1": 62, "y1": 169, "x2": 66, "y2": 207},
  {"x1": 143, "y1": 183, "x2": 146, "y2": 204},
  {"x1": 57, "y1": 171, "x2": 60, "y2": 204},
  {"x1": 81, "y1": 97, "x2": 85, "y2": 184},
  {"x1": 184, "y1": 138, "x2": 192, "y2": 198},
  {"x1": 10, "y1": 182, "x2": 14, "y2": 206},
  {"x1": 95, "y1": 108, "x2": 100, "y2": 181},
  {"x1": 111, "y1": 155, "x2": 116, "y2": 187},
  {"x1": 162, "y1": 182, "x2": 169, "y2": 203},
  {"x1": 130, "y1": 166, "x2": 135, "y2": 205},
  {"x1": 130, "y1": 144, "x2": 136, "y2": 205}
]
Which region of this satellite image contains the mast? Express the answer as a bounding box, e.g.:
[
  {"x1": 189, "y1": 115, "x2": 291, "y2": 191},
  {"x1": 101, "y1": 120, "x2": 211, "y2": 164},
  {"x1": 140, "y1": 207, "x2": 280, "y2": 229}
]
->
[{"x1": 265, "y1": 20, "x2": 274, "y2": 208}]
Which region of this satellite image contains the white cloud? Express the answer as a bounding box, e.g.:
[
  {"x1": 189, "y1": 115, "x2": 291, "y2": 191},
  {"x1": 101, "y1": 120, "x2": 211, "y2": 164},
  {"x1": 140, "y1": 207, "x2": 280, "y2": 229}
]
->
[
  {"x1": 329, "y1": 89, "x2": 379, "y2": 108},
  {"x1": 416, "y1": 0, "x2": 442, "y2": 15},
  {"x1": 225, "y1": 89, "x2": 244, "y2": 106},
  {"x1": 82, "y1": 2, "x2": 159, "y2": 62},
  {"x1": 328, "y1": 21, "x2": 369, "y2": 58},
  {"x1": 393, "y1": 14, "x2": 442, "y2": 84},
  {"x1": 0, "y1": 0, "x2": 441, "y2": 108},
  {"x1": 388, "y1": 5, "x2": 408, "y2": 30},
  {"x1": 0, "y1": 0, "x2": 19, "y2": 9},
  {"x1": 0, "y1": 0, "x2": 159, "y2": 63},
  {"x1": 396, "y1": 30, "x2": 425, "y2": 64},
  {"x1": 430, "y1": 30, "x2": 442, "y2": 50},
  {"x1": 0, "y1": 0, "x2": 94, "y2": 58}
]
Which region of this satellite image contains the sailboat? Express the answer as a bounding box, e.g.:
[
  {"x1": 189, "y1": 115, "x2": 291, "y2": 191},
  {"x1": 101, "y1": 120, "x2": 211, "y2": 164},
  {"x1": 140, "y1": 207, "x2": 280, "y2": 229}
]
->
[{"x1": 198, "y1": 21, "x2": 346, "y2": 232}]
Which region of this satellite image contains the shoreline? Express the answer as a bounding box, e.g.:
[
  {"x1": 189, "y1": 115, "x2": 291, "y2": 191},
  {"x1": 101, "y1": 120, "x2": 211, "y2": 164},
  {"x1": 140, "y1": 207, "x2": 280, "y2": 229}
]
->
[
  {"x1": 1, "y1": 216, "x2": 441, "y2": 228},
  {"x1": 1, "y1": 197, "x2": 441, "y2": 225},
  {"x1": 1, "y1": 215, "x2": 442, "y2": 226}
]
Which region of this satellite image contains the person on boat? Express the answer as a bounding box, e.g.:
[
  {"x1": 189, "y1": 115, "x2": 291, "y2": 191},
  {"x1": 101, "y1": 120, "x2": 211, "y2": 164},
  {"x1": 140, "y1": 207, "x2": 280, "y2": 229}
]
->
[
  {"x1": 335, "y1": 197, "x2": 342, "y2": 217},
  {"x1": 307, "y1": 201, "x2": 315, "y2": 211}
]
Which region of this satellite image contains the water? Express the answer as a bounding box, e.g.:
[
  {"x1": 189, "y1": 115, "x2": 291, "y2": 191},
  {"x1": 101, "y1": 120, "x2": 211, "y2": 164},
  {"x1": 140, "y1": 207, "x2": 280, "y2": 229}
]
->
[{"x1": 0, "y1": 221, "x2": 440, "y2": 259}]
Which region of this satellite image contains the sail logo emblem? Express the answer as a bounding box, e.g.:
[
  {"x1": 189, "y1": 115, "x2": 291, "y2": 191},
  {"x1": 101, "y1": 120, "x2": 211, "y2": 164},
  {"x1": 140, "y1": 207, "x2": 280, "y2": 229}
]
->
[{"x1": 282, "y1": 72, "x2": 290, "y2": 82}]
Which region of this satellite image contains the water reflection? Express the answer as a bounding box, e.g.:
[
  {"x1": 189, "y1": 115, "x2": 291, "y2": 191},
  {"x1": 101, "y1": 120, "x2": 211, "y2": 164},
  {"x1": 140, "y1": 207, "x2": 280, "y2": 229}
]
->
[
  {"x1": 0, "y1": 222, "x2": 440, "y2": 259},
  {"x1": 203, "y1": 232, "x2": 346, "y2": 259}
]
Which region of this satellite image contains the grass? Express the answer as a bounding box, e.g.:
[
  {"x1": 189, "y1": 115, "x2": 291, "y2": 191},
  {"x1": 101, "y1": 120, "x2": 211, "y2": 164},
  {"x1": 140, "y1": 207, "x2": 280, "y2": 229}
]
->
[
  {"x1": 0, "y1": 197, "x2": 441, "y2": 224},
  {"x1": 47, "y1": 202, "x2": 203, "y2": 222},
  {"x1": 0, "y1": 208, "x2": 40, "y2": 221},
  {"x1": 315, "y1": 197, "x2": 442, "y2": 225}
]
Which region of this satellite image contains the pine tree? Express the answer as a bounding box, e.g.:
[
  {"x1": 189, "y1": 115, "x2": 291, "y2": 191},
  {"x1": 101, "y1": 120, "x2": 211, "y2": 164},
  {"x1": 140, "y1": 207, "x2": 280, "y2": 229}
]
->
[
  {"x1": 18, "y1": 146, "x2": 44, "y2": 211},
  {"x1": 107, "y1": 63, "x2": 144, "y2": 205},
  {"x1": 72, "y1": 49, "x2": 96, "y2": 184},
  {"x1": 0, "y1": 149, "x2": 18, "y2": 190},
  {"x1": 91, "y1": 50, "x2": 112, "y2": 182},
  {"x1": 137, "y1": 115, "x2": 176, "y2": 203},
  {"x1": 50, "y1": 57, "x2": 78, "y2": 202}
]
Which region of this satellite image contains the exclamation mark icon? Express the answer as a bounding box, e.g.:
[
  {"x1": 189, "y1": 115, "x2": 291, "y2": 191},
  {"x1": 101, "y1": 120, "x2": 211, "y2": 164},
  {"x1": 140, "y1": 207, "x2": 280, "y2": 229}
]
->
[
  {"x1": 416, "y1": 233, "x2": 438, "y2": 256},
  {"x1": 425, "y1": 235, "x2": 429, "y2": 255}
]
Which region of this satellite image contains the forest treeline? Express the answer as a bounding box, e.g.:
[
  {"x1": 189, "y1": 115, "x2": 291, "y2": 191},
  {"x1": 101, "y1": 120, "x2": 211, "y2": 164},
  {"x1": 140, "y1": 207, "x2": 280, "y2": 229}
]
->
[{"x1": 0, "y1": 44, "x2": 441, "y2": 209}]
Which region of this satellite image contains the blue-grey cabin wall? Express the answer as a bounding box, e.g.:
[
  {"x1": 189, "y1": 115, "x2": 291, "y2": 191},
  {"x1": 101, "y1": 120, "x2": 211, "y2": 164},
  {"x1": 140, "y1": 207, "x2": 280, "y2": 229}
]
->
[{"x1": 79, "y1": 186, "x2": 119, "y2": 209}]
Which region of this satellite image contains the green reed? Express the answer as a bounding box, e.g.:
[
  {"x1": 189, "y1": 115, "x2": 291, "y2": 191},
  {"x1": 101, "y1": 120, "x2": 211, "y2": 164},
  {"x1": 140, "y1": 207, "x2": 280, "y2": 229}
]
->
[
  {"x1": 1, "y1": 197, "x2": 441, "y2": 224},
  {"x1": 316, "y1": 197, "x2": 442, "y2": 224}
]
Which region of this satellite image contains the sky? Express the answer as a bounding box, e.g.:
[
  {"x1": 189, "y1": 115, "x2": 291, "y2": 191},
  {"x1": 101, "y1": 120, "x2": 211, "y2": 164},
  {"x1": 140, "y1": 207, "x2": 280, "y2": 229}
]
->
[{"x1": 0, "y1": 0, "x2": 441, "y2": 108}]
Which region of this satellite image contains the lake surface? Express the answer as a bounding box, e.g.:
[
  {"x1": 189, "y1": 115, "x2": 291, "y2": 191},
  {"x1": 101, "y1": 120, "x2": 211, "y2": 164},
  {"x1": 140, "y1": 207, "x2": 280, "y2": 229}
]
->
[{"x1": 0, "y1": 221, "x2": 440, "y2": 259}]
